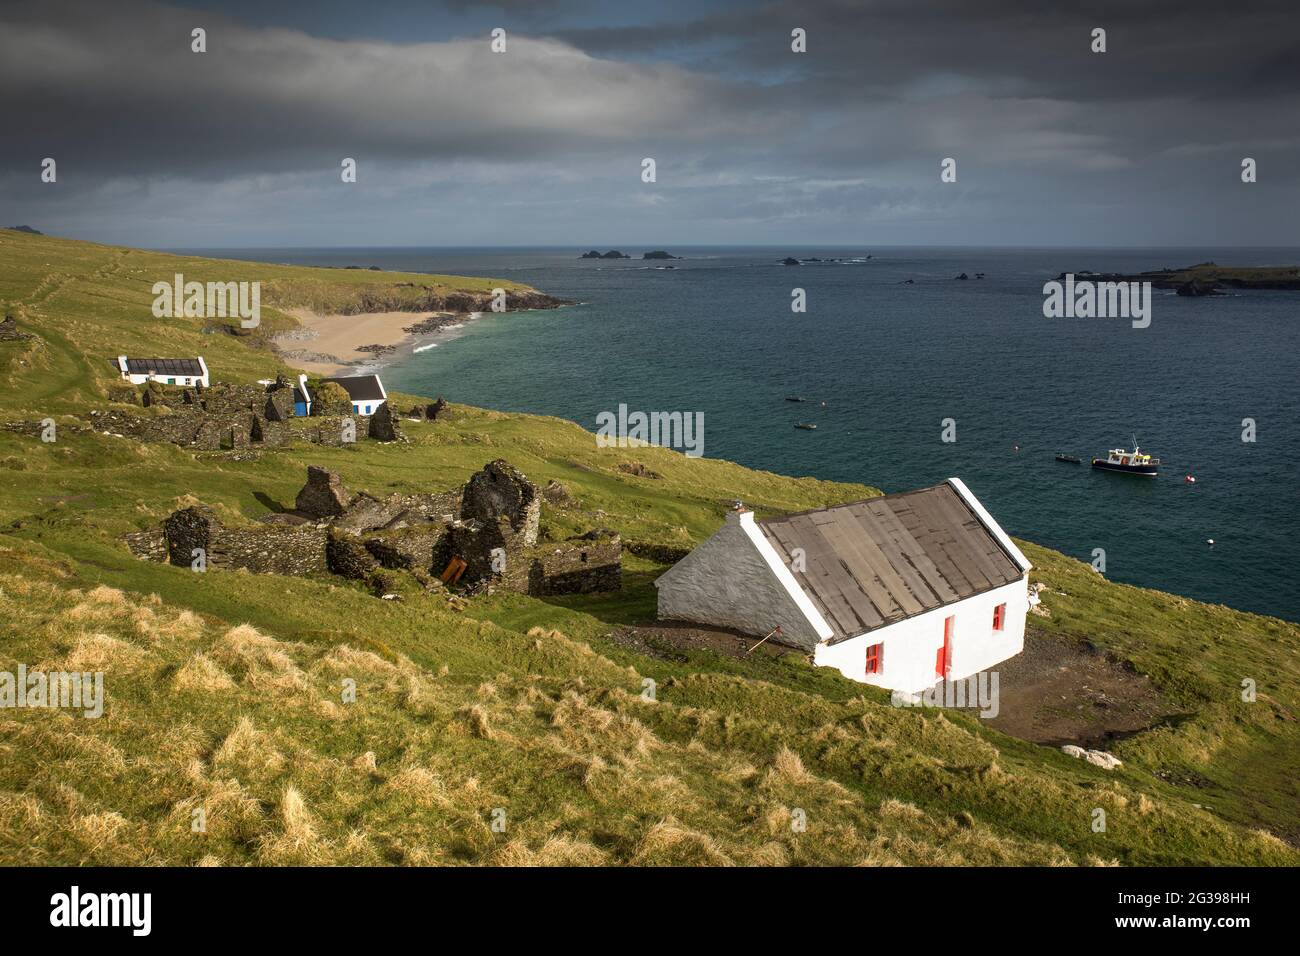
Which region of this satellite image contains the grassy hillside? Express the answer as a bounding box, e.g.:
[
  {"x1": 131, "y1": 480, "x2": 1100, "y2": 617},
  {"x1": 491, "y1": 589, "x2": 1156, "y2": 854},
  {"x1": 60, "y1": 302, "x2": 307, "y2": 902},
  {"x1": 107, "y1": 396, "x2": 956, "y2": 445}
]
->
[
  {"x1": 1, "y1": 230, "x2": 1296, "y2": 866},
  {"x1": 0, "y1": 228, "x2": 533, "y2": 413}
]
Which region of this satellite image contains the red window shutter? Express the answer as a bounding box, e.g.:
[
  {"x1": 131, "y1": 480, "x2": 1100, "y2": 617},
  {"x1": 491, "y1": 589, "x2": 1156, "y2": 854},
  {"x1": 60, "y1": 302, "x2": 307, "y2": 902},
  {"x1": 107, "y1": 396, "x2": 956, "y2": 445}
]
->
[
  {"x1": 993, "y1": 603, "x2": 1005, "y2": 631},
  {"x1": 865, "y1": 642, "x2": 883, "y2": 675},
  {"x1": 937, "y1": 616, "x2": 954, "y2": 677}
]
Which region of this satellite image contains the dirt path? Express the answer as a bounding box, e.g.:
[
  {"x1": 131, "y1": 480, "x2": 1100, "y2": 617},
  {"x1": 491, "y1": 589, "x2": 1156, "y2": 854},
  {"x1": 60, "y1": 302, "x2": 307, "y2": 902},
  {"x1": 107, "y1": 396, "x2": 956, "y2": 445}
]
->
[
  {"x1": 5, "y1": 250, "x2": 132, "y2": 403},
  {"x1": 974, "y1": 627, "x2": 1176, "y2": 747},
  {"x1": 613, "y1": 621, "x2": 1175, "y2": 748}
]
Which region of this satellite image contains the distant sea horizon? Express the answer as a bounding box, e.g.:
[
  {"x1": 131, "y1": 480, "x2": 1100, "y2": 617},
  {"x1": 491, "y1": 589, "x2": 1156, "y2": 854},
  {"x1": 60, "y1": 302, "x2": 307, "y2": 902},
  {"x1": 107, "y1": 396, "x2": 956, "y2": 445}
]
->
[{"x1": 174, "y1": 244, "x2": 1300, "y2": 623}]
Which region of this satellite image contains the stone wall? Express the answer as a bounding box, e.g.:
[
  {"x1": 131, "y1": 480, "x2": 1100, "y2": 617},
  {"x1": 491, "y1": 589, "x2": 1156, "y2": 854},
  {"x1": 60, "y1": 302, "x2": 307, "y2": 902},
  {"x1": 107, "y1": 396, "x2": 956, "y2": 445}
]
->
[
  {"x1": 89, "y1": 379, "x2": 362, "y2": 452},
  {"x1": 368, "y1": 403, "x2": 403, "y2": 442},
  {"x1": 625, "y1": 541, "x2": 692, "y2": 565},
  {"x1": 213, "y1": 524, "x2": 329, "y2": 575},
  {"x1": 297, "y1": 465, "x2": 352, "y2": 517},
  {"x1": 327, "y1": 529, "x2": 379, "y2": 577},
  {"x1": 461, "y1": 459, "x2": 539, "y2": 547},
  {"x1": 123, "y1": 527, "x2": 167, "y2": 561},
  {"x1": 362, "y1": 524, "x2": 449, "y2": 574},
  {"x1": 296, "y1": 415, "x2": 370, "y2": 447},
  {"x1": 527, "y1": 531, "x2": 622, "y2": 595},
  {"x1": 162, "y1": 505, "x2": 328, "y2": 575},
  {"x1": 106, "y1": 384, "x2": 140, "y2": 405}
]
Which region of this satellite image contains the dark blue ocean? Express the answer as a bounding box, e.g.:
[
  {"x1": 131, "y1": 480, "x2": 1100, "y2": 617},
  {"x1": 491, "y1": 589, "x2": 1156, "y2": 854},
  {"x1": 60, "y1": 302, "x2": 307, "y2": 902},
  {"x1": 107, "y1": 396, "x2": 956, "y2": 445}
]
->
[{"x1": 185, "y1": 246, "x2": 1300, "y2": 622}]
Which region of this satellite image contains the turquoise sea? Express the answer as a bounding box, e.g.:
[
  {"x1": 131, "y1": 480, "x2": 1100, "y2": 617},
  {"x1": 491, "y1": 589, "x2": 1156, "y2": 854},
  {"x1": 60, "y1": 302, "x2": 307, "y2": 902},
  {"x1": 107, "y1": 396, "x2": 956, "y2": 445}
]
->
[{"x1": 186, "y1": 246, "x2": 1300, "y2": 622}]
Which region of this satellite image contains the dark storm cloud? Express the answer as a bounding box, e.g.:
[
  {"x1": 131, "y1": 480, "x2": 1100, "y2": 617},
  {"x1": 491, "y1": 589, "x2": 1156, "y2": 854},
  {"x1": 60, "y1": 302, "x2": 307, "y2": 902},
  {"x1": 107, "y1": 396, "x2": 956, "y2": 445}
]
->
[
  {"x1": 2, "y1": 0, "x2": 1298, "y2": 246},
  {"x1": 560, "y1": 0, "x2": 1300, "y2": 103},
  {"x1": 0, "y1": 0, "x2": 777, "y2": 179}
]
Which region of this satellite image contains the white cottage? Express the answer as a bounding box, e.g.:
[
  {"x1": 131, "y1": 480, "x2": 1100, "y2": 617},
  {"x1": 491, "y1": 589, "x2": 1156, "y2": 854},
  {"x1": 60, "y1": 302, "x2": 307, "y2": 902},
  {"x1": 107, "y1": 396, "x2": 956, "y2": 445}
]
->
[
  {"x1": 654, "y1": 478, "x2": 1032, "y2": 693},
  {"x1": 114, "y1": 356, "x2": 209, "y2": 387}
]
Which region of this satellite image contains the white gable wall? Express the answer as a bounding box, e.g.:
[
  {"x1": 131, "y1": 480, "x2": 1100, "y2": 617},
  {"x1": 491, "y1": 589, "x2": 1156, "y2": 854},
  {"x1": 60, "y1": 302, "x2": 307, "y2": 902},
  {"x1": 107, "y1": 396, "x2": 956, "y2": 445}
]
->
[
  {"x1": 814, "y1": 575, "x2": 1029, "y2": 693},
  {"x1": 655, "y1": 512, "x2": 826, "y2": 651}
]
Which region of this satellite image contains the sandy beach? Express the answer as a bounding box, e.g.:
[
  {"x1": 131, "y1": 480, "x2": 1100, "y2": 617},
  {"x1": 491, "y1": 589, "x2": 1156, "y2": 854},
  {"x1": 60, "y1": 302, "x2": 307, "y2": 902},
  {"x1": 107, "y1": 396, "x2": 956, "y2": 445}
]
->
[{"x1": 276, "y1": 308, "x2": 462, "y2": 375}]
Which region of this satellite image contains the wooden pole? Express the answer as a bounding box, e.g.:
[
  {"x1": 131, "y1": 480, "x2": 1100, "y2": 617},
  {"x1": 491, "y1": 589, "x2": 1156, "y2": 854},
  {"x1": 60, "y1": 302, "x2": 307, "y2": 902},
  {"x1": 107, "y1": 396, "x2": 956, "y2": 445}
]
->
[{"x1": 746, "y1": 625, "x2": 782, "y2": 655}]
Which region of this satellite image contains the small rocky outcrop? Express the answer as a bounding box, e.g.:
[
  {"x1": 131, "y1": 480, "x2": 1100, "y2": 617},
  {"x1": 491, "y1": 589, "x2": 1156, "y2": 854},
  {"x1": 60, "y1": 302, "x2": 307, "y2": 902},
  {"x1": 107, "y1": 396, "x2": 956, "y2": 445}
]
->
[
  {"x1": 955, "y1": 272, "x2": 969, "y2": 280},
  {"x1": 542, "y1": 479, "x2": 574, "y2": 506},
  {"x1": 579, "y1": 250, "x2": 630, "y2": 259},
  {"x1": 618, "y1": 461, "x2": 662, "y2": 480},
  {"x1": 1061, "y1": 745, "x2": 1123, "y2": 770},
  {"x1": 1176, "y1": 278, "x2": 1222, "y2": 297},
  {"x1": 642, "y1": 251, "x2": 680, "y2": 260},
  {"x1": 296, "y1": 466, "x2": 352, "y2": 518},
  {"x1": 782, "y1": 257, "x2": 800, "y2": 266}
]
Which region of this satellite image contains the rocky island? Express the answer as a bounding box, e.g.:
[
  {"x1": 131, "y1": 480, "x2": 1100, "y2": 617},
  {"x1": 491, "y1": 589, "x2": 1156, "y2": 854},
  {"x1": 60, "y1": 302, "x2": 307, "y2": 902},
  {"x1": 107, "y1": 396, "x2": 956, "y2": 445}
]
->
[{"x1": 1059, "y1": 262, "x2": 1300, "y2": 297}]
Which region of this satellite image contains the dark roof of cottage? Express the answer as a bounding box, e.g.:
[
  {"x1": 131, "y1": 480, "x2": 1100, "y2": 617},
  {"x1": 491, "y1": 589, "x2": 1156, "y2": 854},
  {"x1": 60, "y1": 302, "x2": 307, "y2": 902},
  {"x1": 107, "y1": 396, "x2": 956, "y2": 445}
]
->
[
  {"x1": 757, "y1": 482, "x2": 1023, "y2": 643},
  {"x1": 116, "y1": 357, "x2": 204, "y2": 376},
  {"x1": 323, "y1": 374, "x2": 385, "y2": 401}
]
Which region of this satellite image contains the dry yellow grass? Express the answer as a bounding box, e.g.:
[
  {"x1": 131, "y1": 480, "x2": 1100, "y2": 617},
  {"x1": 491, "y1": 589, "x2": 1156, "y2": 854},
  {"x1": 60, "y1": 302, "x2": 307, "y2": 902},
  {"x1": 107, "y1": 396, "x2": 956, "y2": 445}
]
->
[
  {"x1": 173, "y1": 653, "x2": 236, "y2": 693},
  {"x1": 1, "y1": 556, "x2": 1293, "y2": 868}
]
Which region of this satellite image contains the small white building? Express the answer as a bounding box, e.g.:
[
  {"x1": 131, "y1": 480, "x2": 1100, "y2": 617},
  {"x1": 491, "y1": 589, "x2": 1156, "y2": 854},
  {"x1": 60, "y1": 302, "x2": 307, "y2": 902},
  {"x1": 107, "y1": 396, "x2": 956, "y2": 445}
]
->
[
  {"x1": 654, "y1": 478, "x2": 1032, "y2": 693},
  {"x1": 115, "y1": 356, "x2": 209, "y2": 387}
]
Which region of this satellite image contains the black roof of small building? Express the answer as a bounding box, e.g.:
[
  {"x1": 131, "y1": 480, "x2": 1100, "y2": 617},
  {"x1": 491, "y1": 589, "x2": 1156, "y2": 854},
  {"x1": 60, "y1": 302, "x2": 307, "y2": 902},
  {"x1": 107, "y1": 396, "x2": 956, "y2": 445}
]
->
[
  {"x1": 758, "y1": 482, "x2": 1024, "y2": 642},
  {"x1": 322, "y1": 374, "x2": 385, "y2": 402},
  {"x1": 116, "y1": 357, "x2": 205, "y2": 376}
]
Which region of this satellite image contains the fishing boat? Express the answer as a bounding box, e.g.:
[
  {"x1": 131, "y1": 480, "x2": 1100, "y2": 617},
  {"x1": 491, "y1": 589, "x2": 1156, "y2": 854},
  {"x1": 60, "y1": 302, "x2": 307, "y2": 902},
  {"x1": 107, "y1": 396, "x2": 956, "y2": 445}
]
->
[
  {"x1": 1055, "y1": 453, "x2": 1081, "y2": 464},
  {"x1": 794, "y1": 423, "x2": 817, "y2": 431},
  {"x1": 1092, "y1": 442, "x2": 1159, "y2": 476}
]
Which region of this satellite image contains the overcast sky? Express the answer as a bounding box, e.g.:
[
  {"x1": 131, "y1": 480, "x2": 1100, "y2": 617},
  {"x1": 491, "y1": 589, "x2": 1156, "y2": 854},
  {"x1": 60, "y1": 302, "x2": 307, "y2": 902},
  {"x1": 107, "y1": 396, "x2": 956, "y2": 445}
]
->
[{"x1": 3, "y1": 0, "x2": 1298, "y2": 248}]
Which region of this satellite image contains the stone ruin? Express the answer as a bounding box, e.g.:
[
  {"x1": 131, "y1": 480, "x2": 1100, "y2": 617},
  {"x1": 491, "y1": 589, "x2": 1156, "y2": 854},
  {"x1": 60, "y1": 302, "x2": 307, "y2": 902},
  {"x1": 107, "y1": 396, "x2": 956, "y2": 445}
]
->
[
  {"x1": 404, "y1": 396, "x2": 448, "y2": 421},
  {"x1": 295, "y1": 464, "x2": 352, "y2": 517},
  {"x1": 0, "y1": 314, "x2": 31, "y2": 341},
  {"x1": 124, "y1": 459, "x2": 621, "y2": 598},
  {"x1": 90, "y1": 375, "x2": 403, "y2": 451}
]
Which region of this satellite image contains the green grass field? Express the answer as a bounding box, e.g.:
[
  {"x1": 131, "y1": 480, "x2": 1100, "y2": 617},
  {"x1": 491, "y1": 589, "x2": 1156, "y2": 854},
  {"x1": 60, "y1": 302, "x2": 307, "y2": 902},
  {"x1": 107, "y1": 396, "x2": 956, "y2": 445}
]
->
[{"x1": 1, "y1": 228, "x2": 1296, "y2": 866}]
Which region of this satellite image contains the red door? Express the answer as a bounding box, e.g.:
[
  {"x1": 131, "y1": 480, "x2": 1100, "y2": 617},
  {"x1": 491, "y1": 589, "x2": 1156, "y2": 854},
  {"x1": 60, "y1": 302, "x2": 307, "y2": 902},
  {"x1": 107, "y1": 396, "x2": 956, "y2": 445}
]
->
[{"x1": 936, "y1": 616, "x2": 954, "y2": 678}]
